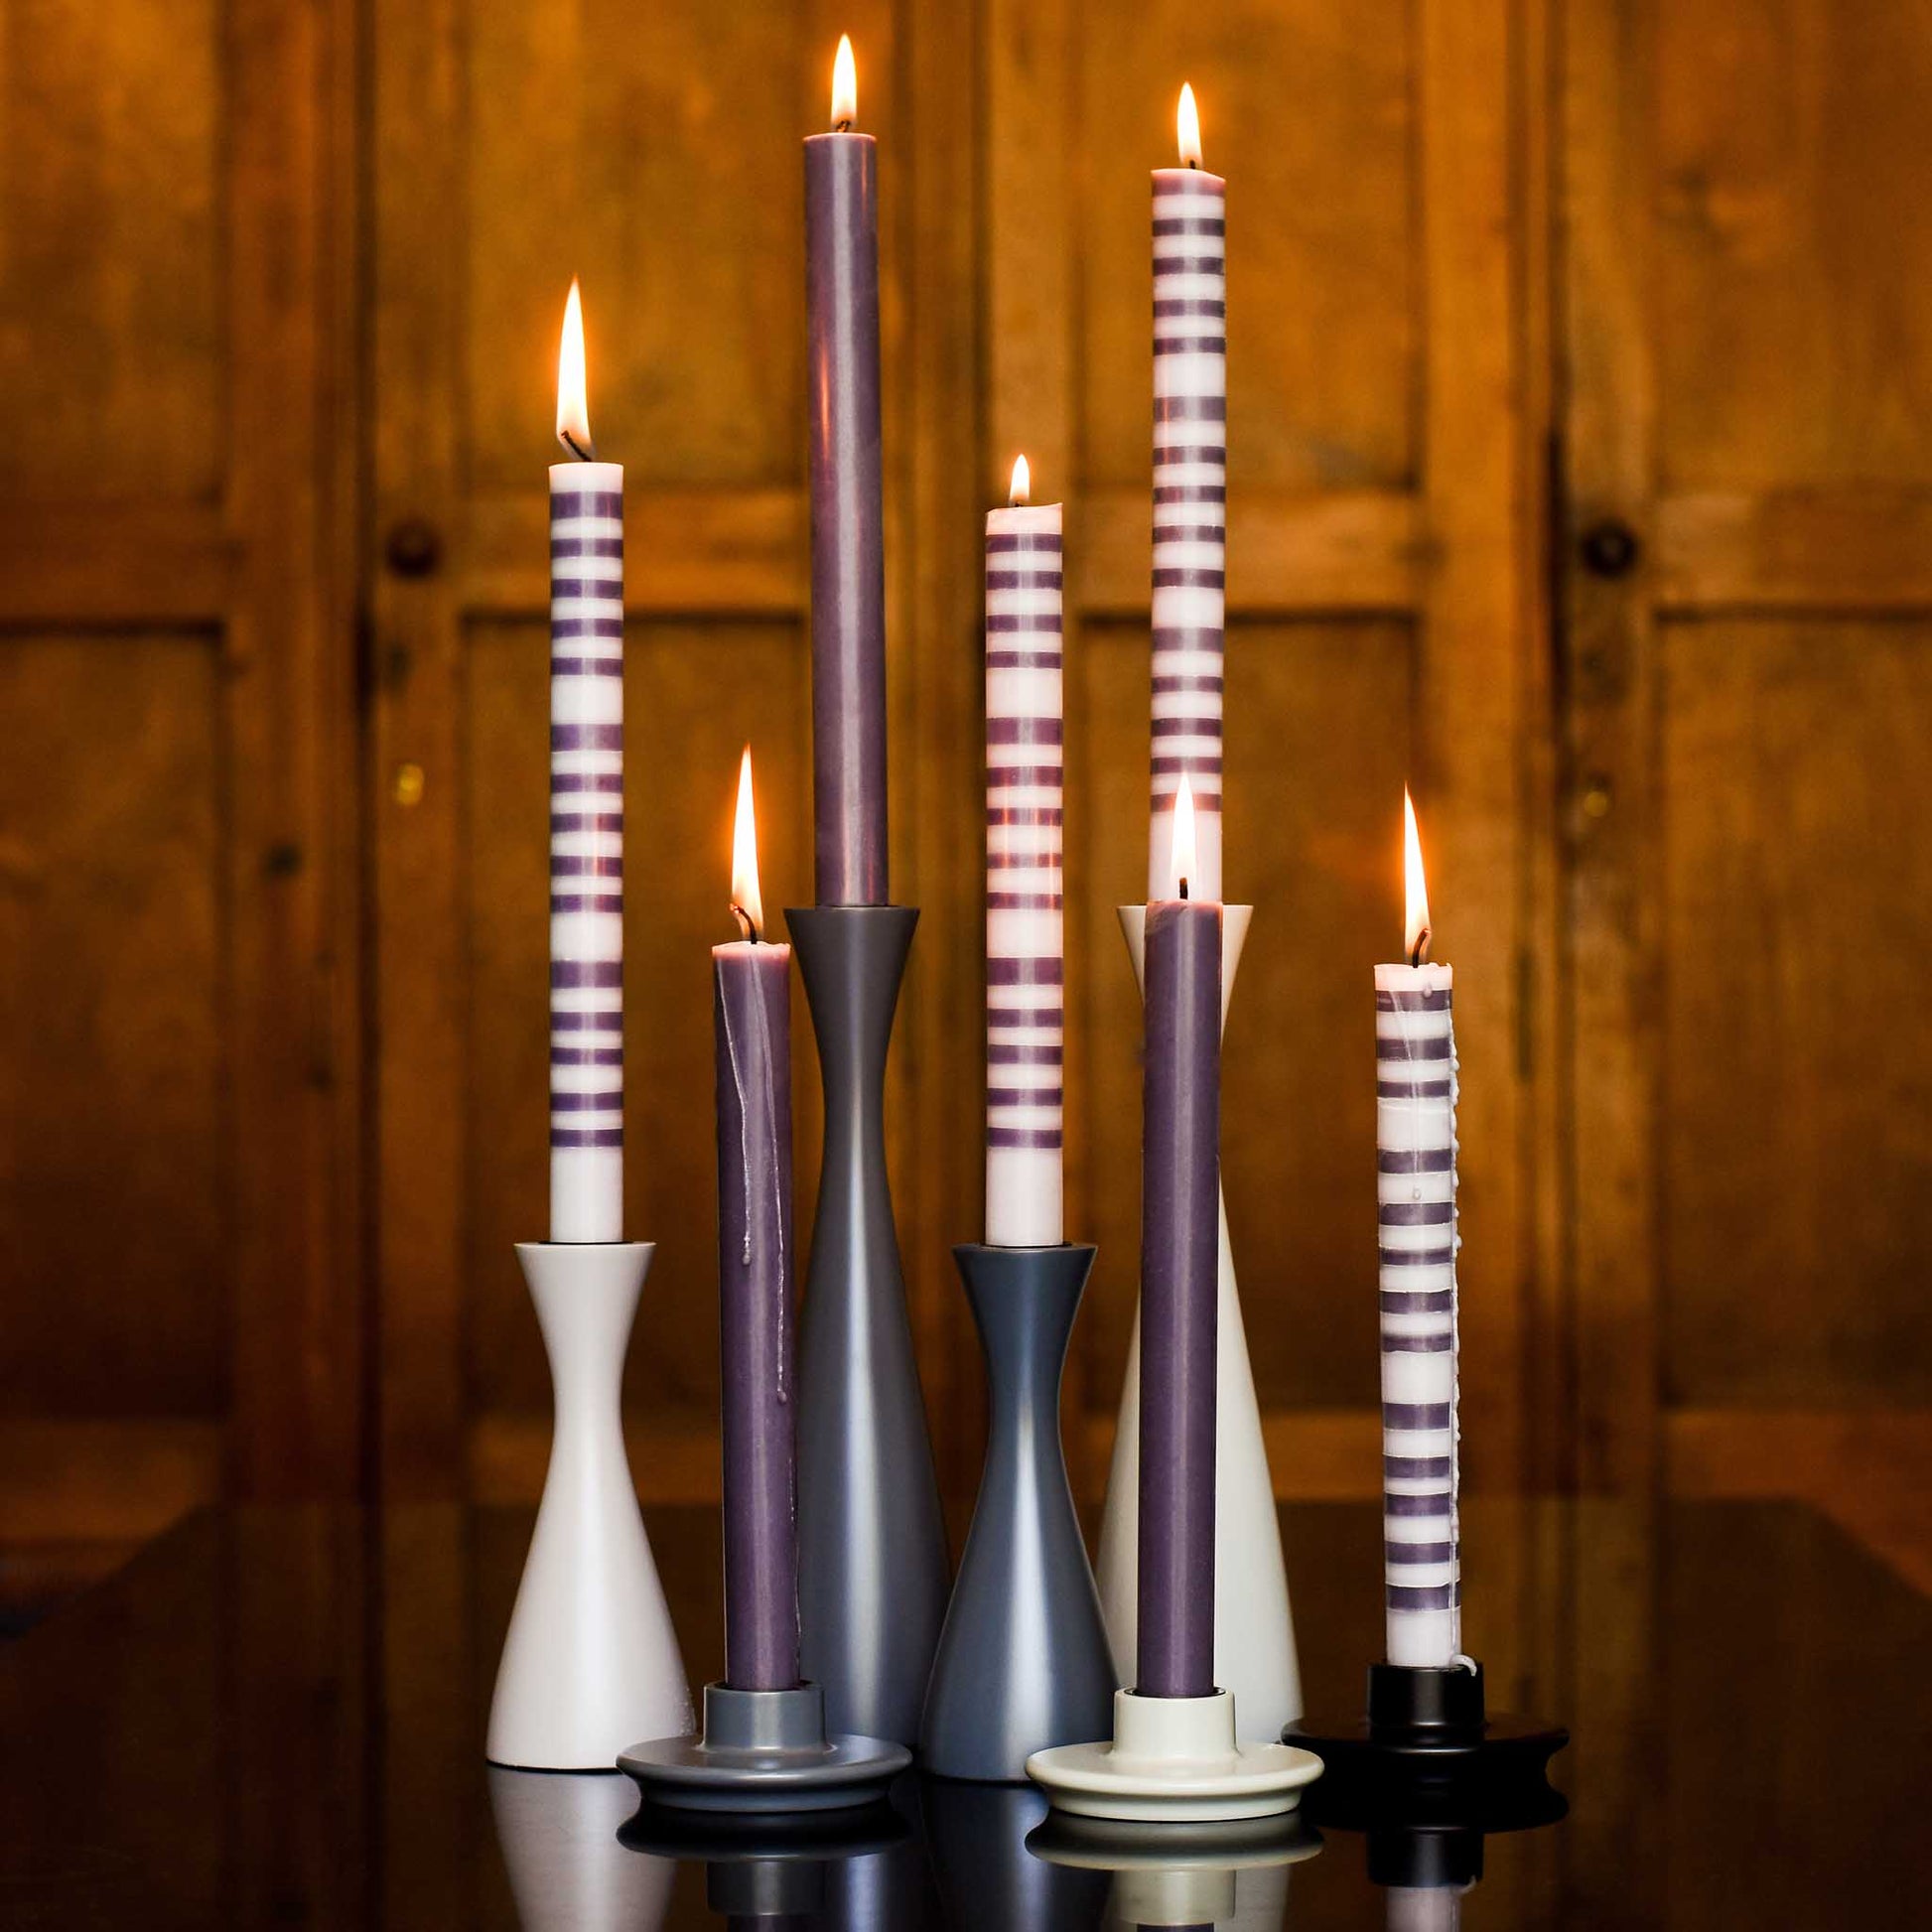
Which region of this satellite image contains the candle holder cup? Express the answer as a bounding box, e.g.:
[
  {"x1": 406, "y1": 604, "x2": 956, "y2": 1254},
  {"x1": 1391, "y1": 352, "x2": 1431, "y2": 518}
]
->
[
  {"x1": 1026, "y1": 1686, "x2": 1322, "y2": 1826},
  {"x1": 1286, "y1": 1661, "x2": 1569, "y2": 1817},
  {"x1": 786, "y1": 904, "x2": 950, "y2": 1748},
  {"x1": 919, "y1": 1243, "x2": 1117, "y2": 1781},
  {"x1": 619, "y1": 1679, "x2": 909, "y2": 1816},
  {"x1": 487, "y1": 1241, "x2": 692, "y2": 1771},
  {"x1": 1097, "y1": 906, "x2": 1302, "y2": 1743}
]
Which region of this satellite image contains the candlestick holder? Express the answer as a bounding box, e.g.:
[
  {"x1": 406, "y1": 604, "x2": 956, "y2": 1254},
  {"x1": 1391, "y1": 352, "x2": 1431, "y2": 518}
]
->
[
  {"x1": 619, "y1": 1679, "x2": 910, "y2": 1816},
  {"x1": 1027, "y1": 1687, "x2": 1321, "y2": 1825},
  {"x1": 616, "y1": 1804, "x2": 908, "y2": 1920},
  {"x1": 486, "y1": 1241, "x2": 692, "y2": 1771},
  {"x1": 919, "y1": 1244, "x2": 1117, "y2": 1781},
  {"x1": 1286, "y1": 1662, "x2": 1568, "y2": 1811},
  {"x1": 1097, "y1": 905, "x2": 1301, "y2": 1742},
  {"x1": 786, "y1": 904, "x2": 950, "y2": 1747}
]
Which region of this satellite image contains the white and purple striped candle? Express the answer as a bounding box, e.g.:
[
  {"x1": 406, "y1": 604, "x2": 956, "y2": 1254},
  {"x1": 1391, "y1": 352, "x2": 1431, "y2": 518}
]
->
[
  {"x1": 1148, "y1": 83, "x2": 1226, "y2": 902},
  {"x1": 549, "y1": 280, "x2": 625, "y2": 1245},
  {"x1": 984, "y1": 456, "x2": 1064, "y2": 1248},
  {"x1": 1376, "y1": 792, "x2": 1459, "y2": 1667}
]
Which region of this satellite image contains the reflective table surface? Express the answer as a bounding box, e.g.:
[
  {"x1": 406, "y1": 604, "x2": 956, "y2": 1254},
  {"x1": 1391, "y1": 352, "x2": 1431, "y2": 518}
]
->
[{"x1": 3, "y1": 1499, "x2": 1926, "y2": 1927}]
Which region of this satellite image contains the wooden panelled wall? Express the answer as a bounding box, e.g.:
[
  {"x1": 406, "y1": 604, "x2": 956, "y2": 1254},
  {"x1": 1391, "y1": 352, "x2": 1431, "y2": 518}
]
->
[{"x1": 5, "y1": 0, "x2": 1931, "y2": 1580}]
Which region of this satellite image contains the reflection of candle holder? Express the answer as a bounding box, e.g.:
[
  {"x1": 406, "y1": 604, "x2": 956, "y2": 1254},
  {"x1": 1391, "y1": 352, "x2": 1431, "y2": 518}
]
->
[
  {"x1": 1097, "y1": 905, "x2": 1302, "y2": 1743},
  {"x1": 619, "y1": 1679, "x2": 908, "y2": 1816},
  {"x1": 1287, "y1": 1661, "x2": 1568, "y2": 1811},
  {"x1": 487, "y1": 1242, "x2": 692, "y2": 1770},
  {"x1": 1027, "y1": 1685, "x2": 1322, "y2": 1825},
  {"x1": 920, "y1": 1244, "x2": 1117, "y2": 1781},
  {"x1": 786, "y1": 904, "x2": 951, "y2": 1747},
  {"x1": 488, "y1": 1764, "x2": 674, "y2": 1932},
  {"x1": 922, "y1": 1781, "x2": 1110, "y2": 1932},
  {"x1": 1028, "y1": 1809, "x2": 1322, "y2": 1929}
]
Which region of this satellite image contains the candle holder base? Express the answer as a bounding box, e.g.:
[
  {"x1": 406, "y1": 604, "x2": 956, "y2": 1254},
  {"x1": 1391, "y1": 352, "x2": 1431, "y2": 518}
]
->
[
  {"x1": 486, "y1": 1241, "x2": 692, "y2": 1771},
  {"x1": 919, "y1": 1243, "x2": 1117, "y2": 1782},
  {"x1": 1027, "y1": 1689, "x2": 1322, "y2": 1825},
  {"x1": 620, "y1": 1681, "x2": 910, "y2": 1817},
  {"x1": 1285, "y1": 1662, "x2": 1568, "y2": 1817}
]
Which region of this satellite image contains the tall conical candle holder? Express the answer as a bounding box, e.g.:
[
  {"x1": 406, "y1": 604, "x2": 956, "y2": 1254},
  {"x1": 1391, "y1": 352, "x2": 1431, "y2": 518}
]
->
[
  {"x1": 1095, "y1": 905, "x2": 1301, "y2": 1742},
  {"x1": 487, "y1": 1241, "x2": 693, "y2": 1770},
  {"x1": 787, "y1": 904, "x2": 950, "y2": 1746},
  {"x1": 920, "y1": 1243, "x2": 1118, "y2": 1781}
]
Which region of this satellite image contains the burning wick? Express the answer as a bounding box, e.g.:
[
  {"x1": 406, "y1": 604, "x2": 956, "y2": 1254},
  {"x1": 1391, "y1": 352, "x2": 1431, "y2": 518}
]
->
[{"x1": 732, "y1": 901, "x2": 761, "y2": 946}]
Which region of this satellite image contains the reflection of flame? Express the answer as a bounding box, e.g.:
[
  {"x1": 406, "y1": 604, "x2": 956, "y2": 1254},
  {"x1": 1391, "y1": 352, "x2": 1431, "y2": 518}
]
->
[
  {"x1": 1404, "y1": 787, "x2": 1431, "y2": 964},
  {"x1": 1009, "y1": 454, "x2": 1031, "y2": 507},
  {"x1": 832, "y1": 34, "x2": 857, "y2": 129},
  {"x1": 555, "y1": 279, "x2": 592, "y2": 457},
  {"x1": 732, "y1": 747, "x2": 763, "y2": 940},
  {"x1": 1177, "y1": 82, "x2": 1202, "y2": 168},
  {"x1": 1173, "y1": 772, "x2": 1198, "y2": 898}
]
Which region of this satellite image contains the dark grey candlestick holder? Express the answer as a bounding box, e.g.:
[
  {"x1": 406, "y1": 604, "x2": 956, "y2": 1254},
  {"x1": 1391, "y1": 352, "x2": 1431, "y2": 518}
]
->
[
  {"x1": 920, "y1": 1243, "x2": 1117, "y2": 1781},
  {"x1": 786, "y1": 904, "x2": 950, "y2": 1747}
]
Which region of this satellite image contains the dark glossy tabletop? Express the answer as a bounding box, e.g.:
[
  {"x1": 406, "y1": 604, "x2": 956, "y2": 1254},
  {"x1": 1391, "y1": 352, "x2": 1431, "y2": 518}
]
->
[{"x1": 2, "y1": 1499, "x2": 1926, "y2": 1927}]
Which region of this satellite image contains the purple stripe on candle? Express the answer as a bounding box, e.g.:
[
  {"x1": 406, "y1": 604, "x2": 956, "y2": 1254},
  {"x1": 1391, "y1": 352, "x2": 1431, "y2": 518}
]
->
[
  {"x1": 551, "y1": 1090, "x2": 623, "y2": 1112},
  {"x1": 550, "y1": 812, "x2": 624, "y2": 835},
  {"x1": 550, "y1": 1009, "x2": 622, "y2": 1032},
  {"x1": 1380, "y1": 1202, "x2": 1455, "y2": 1225},
  {"x1": 550, "y1": 894, "x2": 623, "y2": 913},
  {"x1": 1382, "y1": 1291, "x2": 1455, "y2": 1313},
  {"x1": 987, "y1": 805, "x2": 1064, "y2": 826},
  {"x1": 551, "y1": 536, "x2": 623, "y2": 557},
  {"x1": 1153, "y1": 523, "x2": 1227, "y2": 543},
  {"x1": 987, "y1": 1127, "x2": 1064, "y2": 1149},
  {"x1": 1152, "y1": 216, "x2": 1226, "y2": 236},
  {"x1": 1383, "y1": 1331, "x2": 1453, "y2": 1353},
  {"x1": 550, "y1": 1128, "x2": 624, "y2": 1148},
  {"x1": 1152, "y1": 568, "x2": 1227, "y2": 590},
  {"x1": 1153, "y1": 484, "x2": 1228, "y2": 502},
  {"x1": 986, "y1": 652, "x2": 1064, "y2": 670},
  {"x1": 551, "y1": 855, "x2": 623, "y2": 878},
  {"x1": 551, "y1": 723, "x2": 622, "y2": 752},
  {"x1": 1386, "y1": 1454, "x2": 1453, "y2": 1478},
  {"x1": 1153, "y1": 675, "x2": 1225, "y2": 695},
  {"x1": 986, "y1": 532, "x2": 1064, "y2": 553},
  {"x1": 551, "y1": 1046, "x2": 624, "y2": 1066},
  {"x1": 1153, "y1": 299, "x2": 1227, "y2": 319},
  {"x1": 1154, "y1": 442, "x2": 1227, "y2": 465},
  {"x1": 1151, "y1": 716, "x2": 1224, "y2": 739},
  {"x1": 985, "y1": 570, "x2": 1064, "y2": 591},
  {"x1": 985, "y1": 892, "x2": 1064, "y2": 910},
  {"x1": 1384, "y1": 1403, "x2": 1453, "y2": 1430},
  {"x1": 1152, "y1": 257, "x2": 1227, "y2": 278},
  {"x1": 1377, "y1": 987, "x2": 1453, "y2": 1012},
  {"x1": 550, "y1": 961, "x2": 622, "y2": 989},
  {"x1": 1154, "y1": 338, "x2": 1228, "y2": 357},
  {"x1": 987, "y1": 1086, "x2": 1064, "y2": 1108},
  {"x1": 988, "y1": 1007, "x2": 1062, "y2": 1029},
  {"x1": 986, "y1": 613, "x2": 1064, "y2": 633},
  {"x1": 988, "y1": 766, "x2": 1064, "y2": 789},
  {"x1": 987, "y1": 851, "x2": 1063, "y2": 870},
  {"x1": 988, "y1": 1042, "x2": 1062, "y2": 1064},
  {"x1": 1388, "y1": 1586, "x2": 1461, "y2": 1610},
  {"x1": 1377, "y1": 1035, "x2": 1452, "y2": 1060},
  {"x1": 987, "y1": 956, "x2": 1063, "y2": 986},
  {"x1": 549, "y1": 657, "x2": 623, "y2": 677},
  {"x1": 550, "y1": 619, "x2": 626, "y2": 639},
  {"x1": 549, "y1": 579, "x2": 621, "y2": 601},
  {"x1": 551, "y1": 772, "x2": 623, "y2": 793},
  {"x1": 1380, "y1": 1147, "x2": 1454, "y2": 1172},
  {"x1": 1388, "y1": 1541, "x2": 1456, "y2": 1564},
  {"x1": 1378, "y1": 1077, "x2": 1453, "y2": 1098},
  {"x1": 550, "y1": 490, "x2": 622, "y2": 516},
  {"x1": 1385, "y1": 1491, "x2": 1453, "y2": 1518}
]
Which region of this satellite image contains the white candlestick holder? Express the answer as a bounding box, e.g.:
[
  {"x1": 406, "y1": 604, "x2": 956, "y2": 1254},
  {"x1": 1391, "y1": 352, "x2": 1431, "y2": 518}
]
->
[
  {"x1": 1096, "y1": 905, "x2": 1302, "y2": 1742},
  {"x1": 487, "y1": 1241, "x2": 693, "y2": 1771}
]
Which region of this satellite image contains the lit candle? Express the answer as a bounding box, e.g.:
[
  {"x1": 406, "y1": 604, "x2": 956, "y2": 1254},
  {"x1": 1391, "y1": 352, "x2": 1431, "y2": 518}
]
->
[
  {"x1": 805, "y1": 34, "x2": 889, "y2": 907},
  {"x1": 1137, "y1": 777, "x2": 1222, "y2": 1697},
  {"x1": 984, "y1": 454, "x2": 1065, "y2": 1248},
  {"x1": 713, "y1": 749, "x2": 801, "y2": 1691},
  {"x1": 549, "y1": 280, "x2": 626, "y2": 1245},
  {"x1": 1148, "y1": 82, "x2": 1227, "y2": 903},
  {"x1": 1375, "y1": 790, "x2": 1460, "y2": 1668}
]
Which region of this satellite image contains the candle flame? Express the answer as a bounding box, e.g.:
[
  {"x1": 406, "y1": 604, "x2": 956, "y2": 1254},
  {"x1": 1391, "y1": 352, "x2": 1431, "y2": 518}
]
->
[
  {"x1": 1176, "y1": 82, "x2": 1202, "y2": 169},
  {"x1": 556, "y1": 279, "x2": 593, "y2": 459},
  {"x1": 831, "y1": 34, "x2": 857, "y2": 129},
  {"x1": 1009, "y1": 454, "x2": 1031, "y2": 507},
  {"x1": 1403, "y1": 787, "x2": 1432, "y2": 965},
  {"x1": 731, "y1": 747, "x2": 763, "y2": 941},
  {"x1": 1171, "y1": 773, "x2": 1198, "y2": 899}
]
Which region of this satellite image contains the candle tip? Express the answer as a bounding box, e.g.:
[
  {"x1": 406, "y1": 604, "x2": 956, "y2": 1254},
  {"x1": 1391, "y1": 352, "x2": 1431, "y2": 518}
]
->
[
  {"x1": 1008, "y1": 453, "x2": 1031, "y2": 507},
  {"x1": 556, "y1": 278, "x2": 594, "y2": 460},
  {"x1": 1404, "y1": 787, "x2": 1433, "y2": 965},
  {"x1": 731, "y1": 746, "x2": 764, "y2": 941},
  {"x1": 1176, "y1": 82, "x2": 1202, "y2": 169},
  {"x1": 831, "y1": 34, "x2": 857, "y2": 130}
]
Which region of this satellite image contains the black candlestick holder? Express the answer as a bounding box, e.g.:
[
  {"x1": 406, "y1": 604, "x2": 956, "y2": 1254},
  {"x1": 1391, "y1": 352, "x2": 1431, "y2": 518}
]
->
[{"x1": 1287, "y1": 1661, "x2": 1568, "y2": 1818}]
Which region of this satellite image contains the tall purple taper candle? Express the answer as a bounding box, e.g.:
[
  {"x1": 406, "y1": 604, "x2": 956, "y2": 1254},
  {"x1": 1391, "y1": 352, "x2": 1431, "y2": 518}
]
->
[
  {"x1": 1137, "y1": 778, "x2": 1222, "y2": 1699},
  {"x1": 804, "y1": 34, "x2": 889, "y2": 907},
  {"x1": 713, "y1": 749, "x2": 802, "y2": 1692}
]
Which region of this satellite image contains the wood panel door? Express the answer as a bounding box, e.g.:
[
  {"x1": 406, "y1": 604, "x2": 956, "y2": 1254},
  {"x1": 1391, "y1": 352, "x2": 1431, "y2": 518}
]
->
[
  {"x1": 0, "y1": 0, "x2": 360, "y2": 1552},
  {"x1": 1561, "y1": 0, "x2": 1932, "y2": 1551},
  {"x1": 368, "y1": 0, "x2": 984, "y2": 1500},
  {"x1": 986, "y1": 0, "x2": 1557, "y2": 1565}
]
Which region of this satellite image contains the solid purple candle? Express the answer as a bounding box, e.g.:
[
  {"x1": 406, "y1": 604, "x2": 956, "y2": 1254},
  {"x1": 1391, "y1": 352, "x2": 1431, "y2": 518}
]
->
[
  {"x1": 713, "y1": 908, "x2": 801, "y2": 1693},
  {"x1": 1136, "y1": 894, "x2": 1222, "y2": 1699},
  {"x1": 804, "y1": 55, "x2": 889, "y2": 907}
]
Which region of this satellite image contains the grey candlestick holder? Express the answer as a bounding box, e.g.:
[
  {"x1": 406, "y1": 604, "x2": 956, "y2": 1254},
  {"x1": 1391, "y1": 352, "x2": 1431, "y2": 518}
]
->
[
  {"x1": 920, "y1": 1243, "x2": 1117, "y2": 1781},
  {"x1": 786, "y1": 904, "x2": 950, "y2": 1747}
]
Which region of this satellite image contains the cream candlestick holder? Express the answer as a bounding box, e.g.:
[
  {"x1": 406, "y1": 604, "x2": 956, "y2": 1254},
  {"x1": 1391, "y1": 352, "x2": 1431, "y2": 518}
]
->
[
  {"x1": 486, "y1": 1241, "x2": 692, "y2": 1771},
  {"x1": 1096, "y1": 905, "x2": 1302, "y2": 1742},
  {"x1": 787, "y1": 904, "x2": 950, "y2": 1748}
]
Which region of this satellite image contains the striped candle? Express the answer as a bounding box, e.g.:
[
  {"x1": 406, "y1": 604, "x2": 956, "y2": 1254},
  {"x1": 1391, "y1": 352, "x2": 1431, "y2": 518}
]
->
[
  {"x1": 1148, "y1": 84, "x2": 1226, "y2": 902},
  {"x1": 983, "y1": 459, "x2": 1064, "y2": 1248},
  {"x1": 548, "y1": 285, "x2": 625, "y2": 1243},
  {"x1": 1376, "y1": 796, "x2": 1459, "y2": 1666}
]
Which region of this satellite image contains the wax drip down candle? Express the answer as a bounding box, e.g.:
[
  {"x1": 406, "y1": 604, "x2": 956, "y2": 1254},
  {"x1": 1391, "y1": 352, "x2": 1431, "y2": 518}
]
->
[
  {"x1": 713, "y1": 749, "x2": 802, "y2": 1693},
  {"x1": 1148, "y1": 83, "x2": 1227, "y2": 904},
  {"x1": 549, "y1": 279, "x2": 626, "y2": 1245},
  {"x1": 1375, "y1": 790, "x2": 1460, "y2": 1669},
  {"x1": 805, "y1": 35, "x2": 889, "y2": 907},
  {"x1": 984, "y1": 455, "x2": 1065, "y2": 1249},
  {"x1": 1138, "y1": 778, "x2": 1223, "y2": 1699}
]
